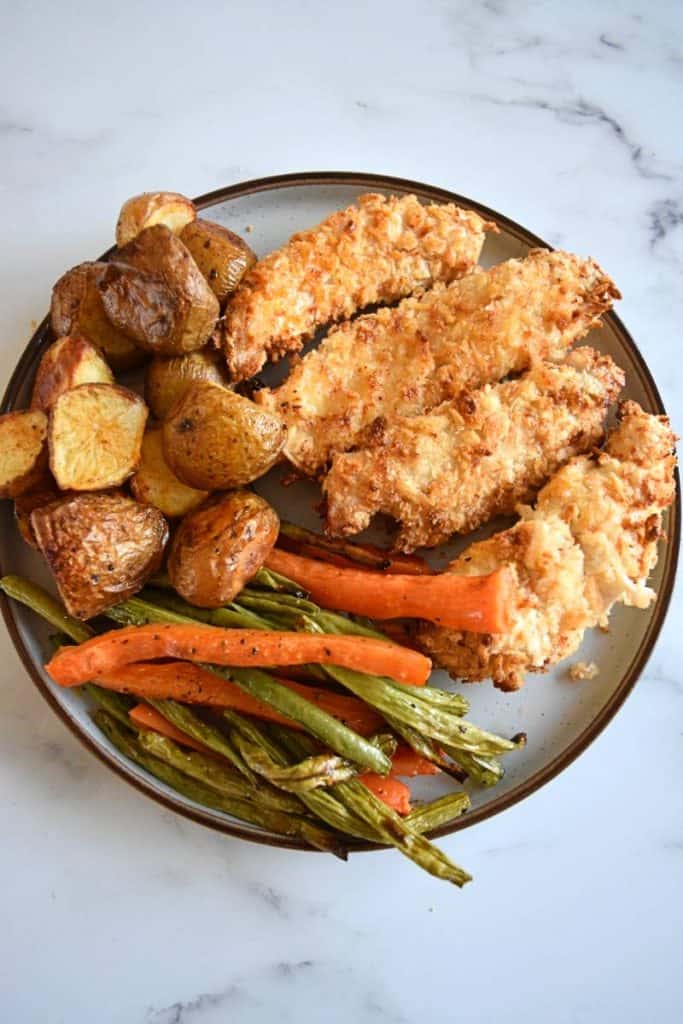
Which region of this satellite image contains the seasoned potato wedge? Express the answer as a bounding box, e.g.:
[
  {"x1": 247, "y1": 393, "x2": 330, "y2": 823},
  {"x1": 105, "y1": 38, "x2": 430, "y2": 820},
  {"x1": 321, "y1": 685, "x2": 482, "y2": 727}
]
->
[
  {"x1": 162, "y1": 381, "x2": 286, "y2": 489},
  {"x1": 14, "y1": 483, "x2": 63, "y2": 548},
  {"x1": 144, "y1": 348, "x2": 230, "y2": 420},
  {"x1": 50, "y1": 262, "x2": 146, "y2": 371},
  {"x1": 49, "y1": 383, "x2": 147, "y2": 491},
  {"x1": 31, "y1": 335, "x2": 114, "y2": 411},
  {"x1": 116, "y1": 191, "x2": 196, "y2": 247},
  {"x1": 168, "y1": 491, "x2": 279, "y2": 607},
  {"x1": 99, "y1": 226, "x2": 219, "y2": 355},
  {"x1": 0, "y1": 410, "x2": 49, "y2": 499},
  {"x1": 180, "y1": 219, "x2": 256, "y2": 305},
  {"x1": 130, "y1": 427, "x2": 209, "y2": 517},
  {"x1": 31, "y1": 492, "x2": 168, "y2": 619}
]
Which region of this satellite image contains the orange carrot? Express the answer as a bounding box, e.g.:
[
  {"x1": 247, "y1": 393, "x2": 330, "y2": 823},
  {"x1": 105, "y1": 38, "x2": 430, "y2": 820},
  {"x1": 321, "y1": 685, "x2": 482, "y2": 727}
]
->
[
  {"x1": 265, "y1": 549, "x2": 511, "y2": 633},
  {"x1": 359, "y1": 774, "x2": 412, "y2": 815},
  {"x1": 92, "y1": 661, "x2": 385, "y2": 734},
  {"x1": 46, "y1": 623, "x2": 431, "y2": 688},
  {"x1": 129, "y1": 703, "x2": 215, "y2": 754},
  {"x1": 390, "y1": 747, "x2": 441, "y2": 778}
]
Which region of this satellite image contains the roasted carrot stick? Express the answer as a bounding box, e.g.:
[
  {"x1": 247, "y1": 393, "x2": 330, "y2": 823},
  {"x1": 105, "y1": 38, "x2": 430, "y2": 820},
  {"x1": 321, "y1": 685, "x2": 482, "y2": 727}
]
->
[
  {"x1": 390, "y1": 747, "x2": 441, "y2": 777},
  {"x1": 277, "y1": 523, "x2": 432, "y2": 574},
  {"x1": 359, "y1": 774, "x2": 412, "y2": 815},
  {"x1": 46, "y1": 623, "x2": 431, "y2": 688},
  {"x1": 129, "y1": 703, "x2": 215, "y2": 754},
  {"x1": 265, "y1": 549, "x2": 511, "y2": 633}
]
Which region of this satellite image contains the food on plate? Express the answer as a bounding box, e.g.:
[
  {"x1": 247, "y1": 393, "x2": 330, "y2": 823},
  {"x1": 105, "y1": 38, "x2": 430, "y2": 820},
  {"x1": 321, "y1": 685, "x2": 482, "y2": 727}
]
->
[
  {"x1": 0, "y1": 410, "x2": 49, "y2": 499},
  {"x1": 167, "y1": 491, "x2": 279, "y2": 606},
  {"x1": 568, "y1": 661, "x2": 599, "y2": 681},
  {"x1": 220, "y1": 192, "x2": 494, "y2": 381},
  {"x1": 418, "y1": 402, "x2": 677, "y2": 691},
  {"x1": 14, "y1": 484, "x2": 65, "y2": 548},
  {"x1": 130, "y1": 427, "x2": 208, "y2": 517},
  {"x1": 31, "y1": 334, "x2": 114, "y2": 410},
  {"x1": 324, "y1": 348, "x2": 624, "y2": 549},
  {"x1": 115, "y1": 191, "x2": 196, "y2": 246},
  {"x1": 143, "y1": 348, "x2": 230, "y2": 420},
  {"x1": 48, "y1": 383, "x2": 147, "y2": 490},
  {"x1": 265, "y1": 547, "x2": 511, "y2": 632},
  {"x1": 99, "y1": 225, "x2": 219, "y2": 355},
  {"x1": 162, "y1": 380, "x2": 285, "y2": 489},
  {"x1": 50, "y1": 262, "x2": 147, "y2": 371},
  {"x1": 31, "y1": 492, "x2": 168, "y2": 619},
  {"x1": 180, "y1": 218, "x2": 256, "y2": 305},
  {"x1": 278, "y1": 520, "x2": 432, "y2": 574},
  {"x1": 258, "y1": 249, "x2": 620, "y2": 474}
]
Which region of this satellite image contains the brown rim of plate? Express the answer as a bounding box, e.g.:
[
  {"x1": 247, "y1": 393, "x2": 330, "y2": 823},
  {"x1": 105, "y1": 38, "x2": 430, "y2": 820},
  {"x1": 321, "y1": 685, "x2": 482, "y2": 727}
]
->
[{"x1": 0, "y1": 171, "x2": 679, "y2": 854}]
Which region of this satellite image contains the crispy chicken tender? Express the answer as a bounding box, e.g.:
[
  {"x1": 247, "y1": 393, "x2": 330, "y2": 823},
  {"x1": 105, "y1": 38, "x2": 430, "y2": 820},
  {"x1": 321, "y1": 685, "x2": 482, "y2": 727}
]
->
[
  {"x1": 324, "y1": 348, "x2": 624, "y2": 550},
  {"x1": 418, "y1": 402, "x2": 677, "y2": 691},
  {"x1": 221, "y1": 193, "x2": 492, "y2": 381},
  {"x1": 258, "y1": 249, "x2": 619, "y2": 475}
]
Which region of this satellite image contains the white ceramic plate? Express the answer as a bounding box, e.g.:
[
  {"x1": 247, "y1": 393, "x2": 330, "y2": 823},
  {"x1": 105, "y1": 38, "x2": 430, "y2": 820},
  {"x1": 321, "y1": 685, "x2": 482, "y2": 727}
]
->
[{"x1": 1, "y1": 172, "x2": 678, "y2": 851}]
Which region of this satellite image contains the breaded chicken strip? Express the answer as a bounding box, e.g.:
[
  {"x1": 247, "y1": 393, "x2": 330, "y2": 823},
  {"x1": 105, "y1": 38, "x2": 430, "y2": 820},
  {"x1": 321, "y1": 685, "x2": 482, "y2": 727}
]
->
[
  {"x1": 221, "y1": 193, "x2": 492, "y2": 381},
  {"x1": 418, "y1": 402, "x2": 676, "y2": 691},
  {"x1": 258, "y1": 249, "x2": 619, "y2": 475},
  {"x1": 324, "y1": 349, "x2": 624, "y2": 550}
]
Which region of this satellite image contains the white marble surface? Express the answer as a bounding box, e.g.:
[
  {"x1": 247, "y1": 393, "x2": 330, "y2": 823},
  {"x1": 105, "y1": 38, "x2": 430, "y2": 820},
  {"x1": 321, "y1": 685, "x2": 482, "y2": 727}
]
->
[{"x1": 1, "y1": 2, "x2": 682, "y2": 1021}]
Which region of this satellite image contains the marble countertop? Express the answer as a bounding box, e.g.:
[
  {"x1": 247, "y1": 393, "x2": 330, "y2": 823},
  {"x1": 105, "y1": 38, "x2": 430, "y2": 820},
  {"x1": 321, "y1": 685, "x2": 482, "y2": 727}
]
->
[{"x1": 2, "y1": 2, "x2": 682, "y2": 1021}]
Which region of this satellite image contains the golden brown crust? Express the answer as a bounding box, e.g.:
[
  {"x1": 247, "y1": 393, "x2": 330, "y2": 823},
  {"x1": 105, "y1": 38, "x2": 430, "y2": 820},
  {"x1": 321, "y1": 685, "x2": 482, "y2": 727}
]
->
[
  {"x1": 0, "y1": 410, "x2": 50, "y2": 499},
  {"x1": 418, "y1": 402, "x2": 677, "y2": 689},
  {"x1": 180, "y1": 219, "x2": 256, "y2": 305},
  {"x1": 222, "y1": 193, "x2": 492, "y2": 381},
  {"x1": 258, "y1": 249, "x2": 620, "y2": 474},
  {"x1": 324, "y1": 348, "x2": 624, "y2": 550},
  {"x1": 130, "y1": 427, "x2": 209, "y2": 518},
  {"x1": 31, "y1": 334, "x2": 114, "y2": 411}
]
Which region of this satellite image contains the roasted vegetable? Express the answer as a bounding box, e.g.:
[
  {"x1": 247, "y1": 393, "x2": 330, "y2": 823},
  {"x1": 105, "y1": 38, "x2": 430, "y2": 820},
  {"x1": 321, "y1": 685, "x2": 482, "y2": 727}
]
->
[
  {"x1": 162, "y1": 380, "x2": 285, "y2": 489},
  {"x1": 144, "y1": 349, "x2": 229, "y2": 420},
  {"x1": 31, "y1": 335, "x2": 114, "y2": 411},
  {"x1": 167, "y1": 491, "x2": 279, "y2": 607},
  {"x1": 14, "y1": 484, "x2": 63, "y2": 548},
  {"x1": 180, "y1": 218, "x2": 256, "y2": 305},
  {"x1": 31, "y1": 492, "x2": 168, "y2": 619},
  {"x1": 116, "y1": 191, "x2": 196, "y2": 246},
  {"x1": 48, "y1": 383, "x2": 147, "y2": 491},
  {"x1": 50, "y1": 262, "x2": 146, "y2": 371},
  {"x1": 99, "y1": 226, "x2": 219, "y2": 355},
  {"x1": 0, "y1": 410, "x2": 49, "y2": 499},
  {"x1": 130, "y1": 427, "x2": 208, "y2": 518}
]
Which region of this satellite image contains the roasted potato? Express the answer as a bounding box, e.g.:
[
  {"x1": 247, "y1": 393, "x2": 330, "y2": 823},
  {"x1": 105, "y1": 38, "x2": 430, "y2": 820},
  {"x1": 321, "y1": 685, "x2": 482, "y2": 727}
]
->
[
  {"x1": 50, "y1": 262, "x2": 147, "y2": 372},
  {"x1": 162, "y1": 381, "x2": 286, "y2": 489},
  {"x1": 168, "y1": 491, "x2": 279, "y2": 607},
  {"x1": 180, "y1": 218, "x2": 256, "y2": 305},
  {"x1": 130, "y1": 427, "x2": 209, "y2": 517},
  {"x1": 116, "y1": 191, "x2": 196, "y2": 247},
  {"x1": 14, "y1": 483, "x2": 63, "y2": 548},
  {"x1": 31, "y1": 335, "x2": 114, "y2": 411},
  {"x1": 0, "y1": 410, "x2": 49, "y2": 499},
  {"x1": 31, "y1": 492, "x2": 168, "y2": 619},
  {"x1": 144, "y1": 349, "x2": 230, "y2": 420},
  {"x1": 99, "y1": 226, "x2": 219, "y2": 355},
  {"x1": 49, "y1": 383, "x2": 147, "y2": 491}
]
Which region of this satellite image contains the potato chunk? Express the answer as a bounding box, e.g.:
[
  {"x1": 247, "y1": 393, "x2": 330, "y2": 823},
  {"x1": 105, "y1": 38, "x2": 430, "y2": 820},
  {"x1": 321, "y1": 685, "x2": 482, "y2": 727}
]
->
[
  {"x1": 130, "y1": 427, "x2": 209, "y2": 517},
  {"x1": 99, "y1": 225, "x2": 219, "y2": 355},
  {"x1": 50, "y1": 262, "x2": 146, "y2": 371},
  {"x1": 180, "y1": 219, "x2": 255, "y2": 305},
  {"x1": 168, "y1": 491, "x2": 279, "y2": 607},
  {"x1": 31, "y1": 492, "x2": 168, "y2": 619},
  {"x1": 31, "y1": 335, "x2": 114, "y2": 411},
  {"x1": 0, "y1": 410, "x2": 49, "y2": 499},
  {"x1": 49, "y1": 384, "x2": 147, "y2": 491},
  {"x1": 144, "y1": 349, "x2": 229, "y2": 420},
  {"x1": 116, "y1": 191, "x2": 196, "y2": 246},
  {"x1": 162, "y1": 380, "x2": 286, "y2": 489}
]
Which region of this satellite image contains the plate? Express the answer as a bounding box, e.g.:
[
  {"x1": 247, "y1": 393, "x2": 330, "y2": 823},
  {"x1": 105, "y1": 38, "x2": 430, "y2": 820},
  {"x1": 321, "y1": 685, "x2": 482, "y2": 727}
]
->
[{"x1": 1, "y1": 172, "x2": 679, "y2": 852}]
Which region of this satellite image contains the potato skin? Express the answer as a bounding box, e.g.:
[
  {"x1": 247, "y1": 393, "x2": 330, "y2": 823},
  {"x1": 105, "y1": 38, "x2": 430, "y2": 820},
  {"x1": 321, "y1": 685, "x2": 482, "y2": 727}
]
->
[
  {"x1": 162, "y1": 380, "x2": 286, "y2": 489},
  {"x1": 49, "y1": 383, "x2": 148, "y2": 491},
  {"x1": 14, "y1": 484, "x2": 63, "y2": 548},
  {"x1": 180, "y1": 219, "x2": 256, "y2": 305},
  {"x1": 99, "y1": 225, "x2": 219, "y2": 355},
  {"x1": 130, "y1": 427, "x2": 209, "y2": 517},
  {"x1": 168, "y1": 491, "x2": 279, "y2": 607},
  {"x1": 50, "y1": 262, "x2": 146, "y2": 372},
  {"x1": 116, "y1": 192, "x2": 196, "y2": 247},
  {"x1": 144, "y1": 349, "x2": 230, "y2": 421},
  {"x1": 31, "y1": 334, "x2": 114, "y2": 411},
  {"x1": 0, "y1": 410, "x2": 49, "y2": 499},
  {"x1": 31, "y1": 492, "x2": 168, "y2": 619}
]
